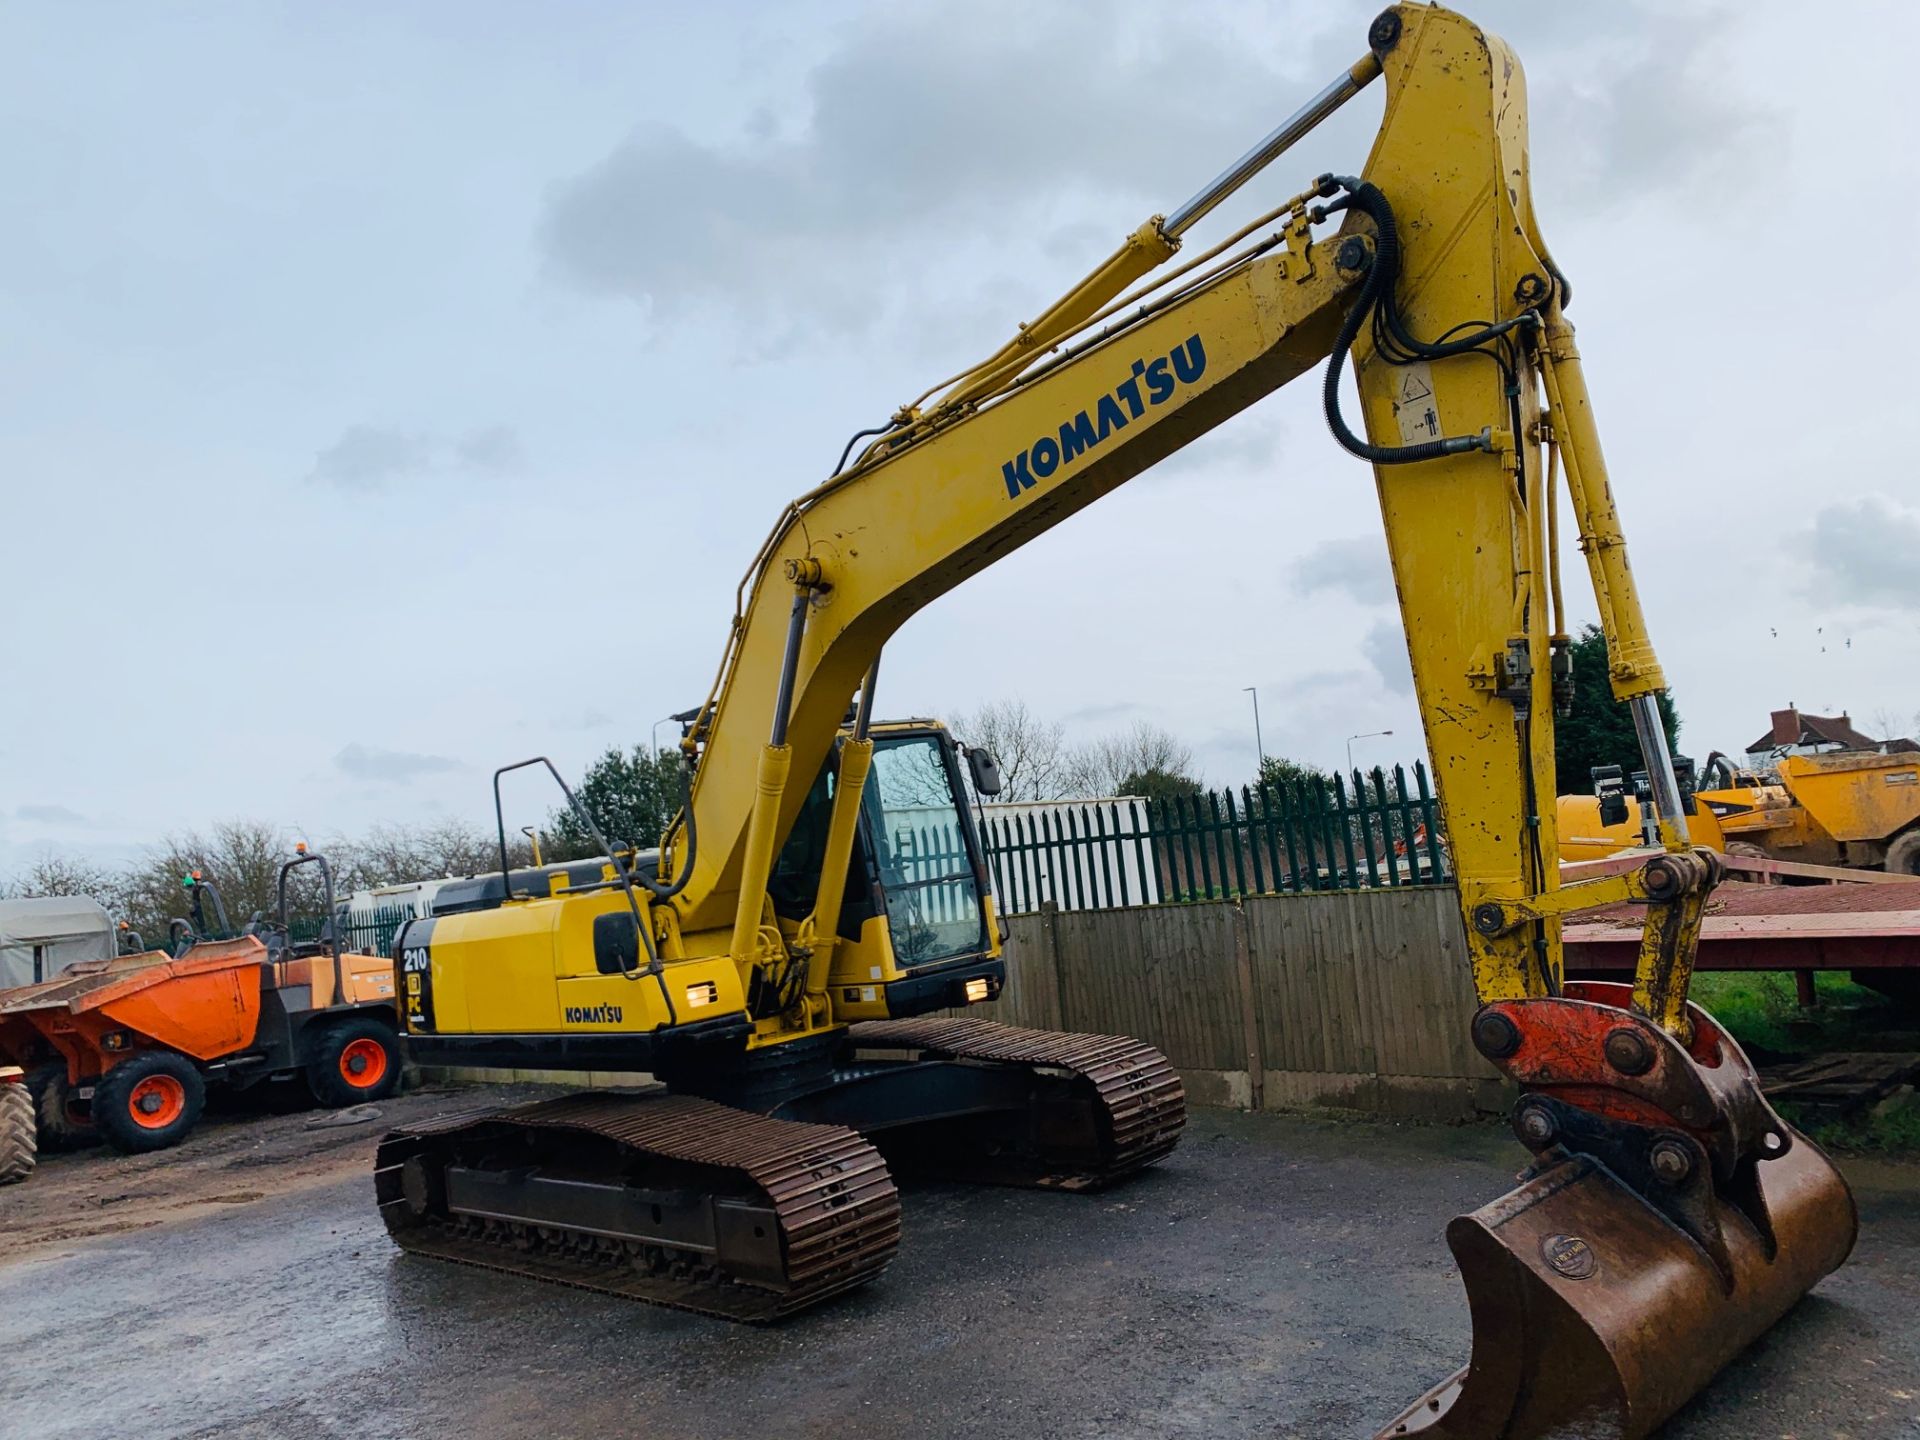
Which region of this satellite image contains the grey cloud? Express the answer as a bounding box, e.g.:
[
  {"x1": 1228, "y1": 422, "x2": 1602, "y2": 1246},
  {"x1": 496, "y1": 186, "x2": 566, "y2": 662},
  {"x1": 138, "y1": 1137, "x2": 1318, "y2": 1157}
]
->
[
  {"x1": 1153, "y1": 413, "x2": 1286, "y2": 480},
  {"x1": 1291, "y1": 536, "x2": 1395, "y2": 607},
  {"x1": 307, "y1": 425, "x2": 431, "y2": 491},
  {"x1": 1807, "y1": 496, "x2": 1920, "y2": 609},
  {"x1": 1042, "y1": 222, "x2": 1111, "y2": 265},
  {"x1": 1061, "y1": 700, "x2": 1146, "y2": 729},
  {"x1": 456, "y1": 425, "x2": 527, "y2": 475},
  {"x1": 333, "y1": 743, "x2": 462, "y2": 783},
  {"x1": 1362, "y1": 620, "x2": 1415, "y2": 696},
  {"x1": 16, "y1": 804, "x2": 89, "y2": 825},
  {"x1": 307, "y1": 424, "x2": 529, "y2": 490},
  {"x1": 1270, "y1": 669, "x2": 1376, "y2": 700},
  {"x1": 538, "y1": 4, "x2": 1309, "y2": 327},
  {"x1": 540, "y1": 0, "x2": 1777, "y2": 333},
  {"x1": 1561, "y1": 9, "x2": 1783, "y2": 206},
  {"x1": 1346, "y1": 0, "x2": 1779, "y2": 216}
]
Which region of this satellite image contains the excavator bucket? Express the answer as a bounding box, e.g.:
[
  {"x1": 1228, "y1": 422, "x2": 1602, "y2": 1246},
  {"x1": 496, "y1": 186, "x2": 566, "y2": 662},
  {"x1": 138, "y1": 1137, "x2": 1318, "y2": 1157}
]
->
[{"x1": 1379, "y1": 985, "x2": 1857, "y2": 1439}]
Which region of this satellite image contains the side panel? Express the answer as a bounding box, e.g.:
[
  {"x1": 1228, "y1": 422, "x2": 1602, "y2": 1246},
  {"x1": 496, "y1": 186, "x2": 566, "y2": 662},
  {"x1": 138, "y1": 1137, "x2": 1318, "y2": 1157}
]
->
[
  {"x1": 399, "y1": 896, "x2": 751, "y2": 1041},
  {"x1": 342, "y1": 951, "x2": 397, "y2": 1008},
  {"x1": 826, "y1": 914, "x2": 904, "y2": 1018}
]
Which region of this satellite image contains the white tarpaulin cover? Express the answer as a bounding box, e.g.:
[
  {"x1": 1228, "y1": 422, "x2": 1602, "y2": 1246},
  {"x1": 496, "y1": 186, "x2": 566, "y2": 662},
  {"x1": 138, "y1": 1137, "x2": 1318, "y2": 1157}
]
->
[{"x1": 0, "y1": 896, "x2": 115, "y2": 990}]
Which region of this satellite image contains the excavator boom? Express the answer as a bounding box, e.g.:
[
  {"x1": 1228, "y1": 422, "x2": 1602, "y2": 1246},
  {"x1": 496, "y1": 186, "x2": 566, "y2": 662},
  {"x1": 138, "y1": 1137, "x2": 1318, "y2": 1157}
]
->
[{"x1": 381, "y1": 8, "x2": 1853, "y2": 1435}]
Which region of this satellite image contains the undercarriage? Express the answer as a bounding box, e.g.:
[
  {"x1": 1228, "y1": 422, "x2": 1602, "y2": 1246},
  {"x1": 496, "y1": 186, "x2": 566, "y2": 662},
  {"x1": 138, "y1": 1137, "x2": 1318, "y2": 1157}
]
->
[{"x1": 376, "y1": 1018, "x2": 1186, "y2": 1318}]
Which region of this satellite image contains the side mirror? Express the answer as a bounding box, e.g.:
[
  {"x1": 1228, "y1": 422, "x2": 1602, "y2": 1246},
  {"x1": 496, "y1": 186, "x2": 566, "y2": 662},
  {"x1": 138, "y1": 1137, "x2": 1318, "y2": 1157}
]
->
[{"x1": 967, "y1": 747, "x2": 1004, "y2": 797}]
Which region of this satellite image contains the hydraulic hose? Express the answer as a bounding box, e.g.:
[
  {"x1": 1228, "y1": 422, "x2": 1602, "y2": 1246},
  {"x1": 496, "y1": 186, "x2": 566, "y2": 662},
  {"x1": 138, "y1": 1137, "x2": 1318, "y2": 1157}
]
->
[
  {"x1": 833, "y1": 423, "x2": 898, "y2": 477},
  {"x1": 1316, "y1": 176, "x2": 1498, "y2": 466},
  {"x1": 635, "y1": 750, "x2": 698, "y2": 903}
]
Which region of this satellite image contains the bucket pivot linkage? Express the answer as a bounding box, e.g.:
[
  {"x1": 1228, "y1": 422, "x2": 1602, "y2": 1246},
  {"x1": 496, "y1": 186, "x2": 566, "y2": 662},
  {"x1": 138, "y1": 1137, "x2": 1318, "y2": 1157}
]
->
[{"x1": 1380, "y1": 978, "x2": 1857, "y2": 1439}]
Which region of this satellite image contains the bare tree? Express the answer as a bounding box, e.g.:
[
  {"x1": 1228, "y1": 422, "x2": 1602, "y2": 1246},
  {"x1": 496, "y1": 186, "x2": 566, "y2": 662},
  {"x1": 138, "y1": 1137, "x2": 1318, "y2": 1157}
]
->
[
  {"x1": 1868, "y1": 708, "x2": 1920, "y2": 748},
  {"x1": 0, "y1": 853, "x2": 127, "y2": 912},
  {"x1": 116, "y1": 819, "x2": 296, "y2": 941},
  {"x1": 946, "y1": 700, "x2": 1072, "y2": 802},
  {"x1": 337, "y1": 819, "x2": 515, "y2": 889},
  {"x1": 1066, "y1": 722, "x2": 1197, "y2": 798},
  {"x1": 6, "y1": 815, "x2": 537, "y2": 958}
]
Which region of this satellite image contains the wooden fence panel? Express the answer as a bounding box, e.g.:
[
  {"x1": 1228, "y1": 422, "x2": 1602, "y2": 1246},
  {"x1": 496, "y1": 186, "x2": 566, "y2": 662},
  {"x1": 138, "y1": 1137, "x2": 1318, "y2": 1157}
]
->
[
  {"x1": 982, "y1": 886, "x2": 1503, "y2": 1119},
  {"x1": 1244, "y1": 887, "x2": 1499, "y2": 1117},
  {"x1": 946, "y1": 908, "x2": 1062, "y2": 1031},
  {"x1": 1050, "y1": 903, "x2": 1248, "y2": 1106}
]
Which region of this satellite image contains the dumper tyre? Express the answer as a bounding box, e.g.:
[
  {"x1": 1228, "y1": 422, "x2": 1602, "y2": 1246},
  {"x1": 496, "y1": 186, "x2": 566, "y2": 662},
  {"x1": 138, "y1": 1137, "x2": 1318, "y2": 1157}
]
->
[
  {"x1": 26, "y1": 1062, "x2": 96, "y2": 1151},
  {"x1": 93, "y1": 1051, "x2": 206, "y2": 1155},
  {"x1": 0, "y1": 1083, "x2": 35, "y2": 1185},
  {"x1": 1886, "y1": 827, "x2": 1920, "y2": 877},
  {"x1": 306, "y1": 1017, "x2": 402, "y2": 1107}
]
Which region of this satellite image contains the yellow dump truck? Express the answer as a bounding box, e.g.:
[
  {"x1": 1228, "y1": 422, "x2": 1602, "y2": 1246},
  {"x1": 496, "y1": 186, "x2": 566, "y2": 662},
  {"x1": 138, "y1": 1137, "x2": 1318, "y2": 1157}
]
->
[{"x1": 1561, "y1": 748, "x2": 1920, "y2": 874}]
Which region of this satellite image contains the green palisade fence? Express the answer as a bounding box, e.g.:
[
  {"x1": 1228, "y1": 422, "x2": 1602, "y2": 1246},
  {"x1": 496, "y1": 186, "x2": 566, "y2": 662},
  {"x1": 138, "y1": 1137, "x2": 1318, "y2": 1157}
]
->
[
  {"x1": 980, "y1": 763, "x2": 1449, "y2": 915},
  {"x1": 281, "y1": 901, "x2": 417, "y2": 957},
  {"x1": 882, "y1": 817, "x2": 984, "y2": 925},
  {"x1": 165, "y1": 904, "x2": 416, "y2": 959}
]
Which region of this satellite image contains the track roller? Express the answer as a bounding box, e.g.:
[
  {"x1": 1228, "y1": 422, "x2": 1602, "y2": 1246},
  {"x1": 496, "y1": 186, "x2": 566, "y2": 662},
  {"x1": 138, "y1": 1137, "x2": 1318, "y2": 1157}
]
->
[{"x1": 376, "y1": 1091, "x2": 901, "y2": 1321}]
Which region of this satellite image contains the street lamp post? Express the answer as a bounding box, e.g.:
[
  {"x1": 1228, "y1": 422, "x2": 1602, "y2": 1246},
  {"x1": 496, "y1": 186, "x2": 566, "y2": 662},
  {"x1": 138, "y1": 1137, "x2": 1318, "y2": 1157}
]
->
[
  {"x1": 650, "y1": 713, "x2": 678, "y2": 759},
  {"x1": 1346, "y1": 728, "x2": 1394, "y2": 776},
  {"x1": 1243, "y1": 686, "x2": 1266, "y2": 770}
]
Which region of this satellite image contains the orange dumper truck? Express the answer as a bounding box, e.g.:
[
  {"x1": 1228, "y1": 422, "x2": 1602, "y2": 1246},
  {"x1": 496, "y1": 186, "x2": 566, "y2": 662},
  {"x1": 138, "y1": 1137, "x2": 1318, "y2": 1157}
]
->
[{"x1": 0, "y1": 849, "x2": 402, "y2": 1154}]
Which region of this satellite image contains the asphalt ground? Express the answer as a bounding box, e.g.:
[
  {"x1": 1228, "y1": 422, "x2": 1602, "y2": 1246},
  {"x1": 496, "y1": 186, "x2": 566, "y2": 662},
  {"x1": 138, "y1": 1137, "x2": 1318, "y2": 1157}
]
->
[{"x1": 2, "y1": 1085, "x2": 1916, "y2": 1439}]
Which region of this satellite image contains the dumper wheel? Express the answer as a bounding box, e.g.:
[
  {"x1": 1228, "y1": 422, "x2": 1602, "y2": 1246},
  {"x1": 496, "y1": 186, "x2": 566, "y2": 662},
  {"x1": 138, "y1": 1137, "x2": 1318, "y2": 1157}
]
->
[
  {"x1": 26, "y1": 1062, "x2": 95, "y2": 1151},
  {"x1": 93, "y1": 1052, "x2": 206, "y2": 1155},
  {"x1": 0, "y1": 1084, "x2": 35, "y2": 1185},
  {"x1": 1887, "y1": 827, "x2": 1920, "y2": 877},
  {"x1": 306, "y1": 1018, "x2": 401, "y2": 1107}
]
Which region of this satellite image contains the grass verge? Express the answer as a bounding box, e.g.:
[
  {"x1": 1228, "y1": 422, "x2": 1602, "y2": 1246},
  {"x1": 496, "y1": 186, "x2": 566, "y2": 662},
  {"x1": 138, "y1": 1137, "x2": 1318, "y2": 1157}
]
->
[
  {"x1": 1690, "y1": 972, "x2": 1920, "y2": 1153},
  {"x1": 1689, "y1": 971, "x2": 1899, "y2": 1059}
]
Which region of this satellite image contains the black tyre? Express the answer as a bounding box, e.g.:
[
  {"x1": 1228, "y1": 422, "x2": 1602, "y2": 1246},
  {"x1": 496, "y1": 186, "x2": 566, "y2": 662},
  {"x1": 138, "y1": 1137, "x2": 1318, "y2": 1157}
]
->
[
  {"x1": 93, "y1": 1051, "x2": 206, "y2": 1155},
  {"x1": 305, "y1": 1017, "x2": 402, "y2": 1107},
  {"x1": 0, "y1": 1083, "x2": 35, "y2": 1185},
  {"x1": 1886, "y1": 828, "x2": 1920, "y2": 878},
  {"x1": 25, "y1": 1061, "x2": 96, "y2": 1150}
]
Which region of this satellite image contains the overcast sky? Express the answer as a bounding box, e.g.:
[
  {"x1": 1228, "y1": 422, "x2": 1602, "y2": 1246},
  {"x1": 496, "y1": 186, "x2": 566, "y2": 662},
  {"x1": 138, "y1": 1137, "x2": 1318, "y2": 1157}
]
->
[{"x1": 5, "y1": 0, "x2": 1918, "y2": 877}]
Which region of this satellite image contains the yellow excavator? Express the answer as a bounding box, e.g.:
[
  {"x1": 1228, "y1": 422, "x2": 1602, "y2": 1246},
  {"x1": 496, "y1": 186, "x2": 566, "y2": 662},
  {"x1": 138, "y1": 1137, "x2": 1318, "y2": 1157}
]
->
[{"x1": 376, "y1": 7, "x2": 1855, "y2": 1435}]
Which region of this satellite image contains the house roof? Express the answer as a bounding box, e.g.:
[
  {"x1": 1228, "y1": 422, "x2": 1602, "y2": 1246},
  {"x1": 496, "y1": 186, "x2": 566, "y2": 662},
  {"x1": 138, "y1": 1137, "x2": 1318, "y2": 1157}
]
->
[{"x1": 1747, "y1": 707, "x2": 1880, "y2": 755}]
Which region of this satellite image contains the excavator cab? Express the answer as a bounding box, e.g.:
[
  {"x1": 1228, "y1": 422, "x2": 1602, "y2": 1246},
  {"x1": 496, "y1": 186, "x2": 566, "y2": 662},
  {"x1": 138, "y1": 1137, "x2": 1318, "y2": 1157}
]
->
[{"x1": 769, "y1": 720, "x2": 1001, "y2": 1013}]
